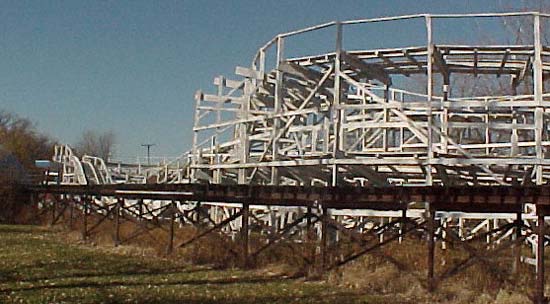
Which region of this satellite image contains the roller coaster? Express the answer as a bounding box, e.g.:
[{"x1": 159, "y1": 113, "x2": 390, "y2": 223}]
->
[{"x1": 29, "y1": 12, "x2": 550, "y2": 303}]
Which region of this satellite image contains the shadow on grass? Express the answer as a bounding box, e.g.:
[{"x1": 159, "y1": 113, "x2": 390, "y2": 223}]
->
[
  {"x1": 0, "y1": 273, "x2": 301, "y2": 294},
  {"x1": 1, "y1": 266, "x2": 214, "y2": 284},
  {"x1": 0, "y1": 225, "x2": 47, "y2": 234},
  {"x1": 112, "y1": 291, "x2": 371, "y2": 304}
]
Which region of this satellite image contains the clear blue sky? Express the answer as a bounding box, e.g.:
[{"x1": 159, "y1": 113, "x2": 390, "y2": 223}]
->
[{"x1": 0, "y1": 0, "x2": 535, "y2": 159}]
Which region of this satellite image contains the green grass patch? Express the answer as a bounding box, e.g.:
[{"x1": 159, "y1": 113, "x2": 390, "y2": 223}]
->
[{"x1": 0, "y1": 225, "x2": 386, "y2": 304}]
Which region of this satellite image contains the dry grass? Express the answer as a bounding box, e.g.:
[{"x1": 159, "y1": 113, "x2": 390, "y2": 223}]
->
[
  {"x1": 327, "y1": 238, "x2": 534, "y2": 303},
  {"x1": 30, "y1": 208, "x2": 541, "y2": 303}
]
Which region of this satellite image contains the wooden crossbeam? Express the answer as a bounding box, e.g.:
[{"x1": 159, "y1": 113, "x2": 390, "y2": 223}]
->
[
  {"x1": 376, "y1": 51, "x2": 408, "y2": 76},
  {"x1": 403, "y1": 49, "x2": 424, "y2": 69},
  {"x1": 251, "y1": 212, "x2": 317, "y2": 258},
  {"x1": 433, "y1": 47, "x2": 450, "y2": 82},
  {"x1": 177, "y1": 210, "x2": 243, "y2": 248},
  {"x1": 328, "y1": 219, "x2": 426, "y2": 270},
  {"x1": 341, "y1": 51, "x2": 391, "y2": 85}
]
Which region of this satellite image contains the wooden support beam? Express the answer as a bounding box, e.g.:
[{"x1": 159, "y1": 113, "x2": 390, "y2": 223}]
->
[
  {"x1": 241, "y1": 203, "x2": 250, "y2": 268},
  {"x1": 82, "y1": 197, "x2": 89, "y2": 241},
  {"x1": 252, "y1": 212, "x2": 316, "y2": 258},
  {"x1": 426, "y1": 16, "x2": 434, "y2": 186},
  {"x1": 320, "y1": 206, "x2": 329, "y2": 272},
  {"x1": 513, "y1": 210, "x2": 522, "y2": 274},
  {"x1": 328, "y1": 218, "x2": 426, "y2": 270},
  {"x1": 377, "y1": 51, "x2": 408, "y2": 75},
  {"x1": 50, "y1": 196, "x2": 57, "y2": 226},
  {"x1": 341, "y1": 51, "x2": 391, "y2": 85},
  {"x1": 497, "y1": 48, "x2": 510, "y2": 77},
  {"x1": 427, "y1": 205, "x2": 436, "y2": 292},
  {"x1": 400, "y1": 207, "x2": 407, "y2": 243},
  {"x1": 138, "y1": 199, "x2": 144, "y2": 221},
  {"x1": 536, "y1": 213, "x2": 546, "y2": 304},
  {"x1": 52, "y1": 199, "x2": 69, "y2": 226},
  {"x1": 433, "y1": 47, "x2": 450, "y2": 83},
  {"x1": 177, "y1": 210, "x2": 243, "y2": 249},
  {"x1": 403, "y1": 49, "x2": 424, "y2": 69},
  {"x1": 473, "y1": 48, "x2": 478, "y2": 77},
  {"x1": 437, "y1": 226, "x2": 523, "y2": 283},
  {"x1": 114, "y1": 198, "x2": 122, "y2": 247},
  {"x1": 167, "y1": 201, "x2": 176, "y2": 255},
  {"x1": 68, "y1": 199, "x2": 74, "y2": 229}
]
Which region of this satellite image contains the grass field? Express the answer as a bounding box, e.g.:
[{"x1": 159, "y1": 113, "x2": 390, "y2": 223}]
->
[
  {"x1": 0, "y1": 224, "x2": 403, "y2": 304},
  {"x1": 0, "y1": 224, "x2": 535, "y2": 303}
]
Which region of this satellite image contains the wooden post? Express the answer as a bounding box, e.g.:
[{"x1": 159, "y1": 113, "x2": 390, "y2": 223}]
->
[
  {"x1": 50, "y1": 196, "x2": 57, "y2": 226},
  {"x1": 400, "y1": 207, "x2": 407, "y2": 243},
  {"x1": 241, "y1": 202, "x2": 250, "y2": 268},
  {"x1": 196, "y1": 201, "x2": 202, "y2": 226},
  {"x1": 114, "y1": 198, "x2": 121, "y2": 247},
  {"x1": 513, "y1": 210, "x2": 522, "y2": 274},
  {"x1": 138, "y1": 199, "x2": 144, "y2": 221},
  {"x1": 533, "y1": 13, "x2": 544, "y2": 185},
  {"x1": 536, "y1": 214, "x2": 546, "y2": 304},
  {"x1": 427, "y1": 204, "x2": 436, "y2": 292},
  {"x1": 68, "y1": 199, "x2": 74, "y2": 229},
  {"x1": 306, "y1": 206, "x2": 312, "y2": 239},
  {"x1": 425, "y1": 15, "x2": 434, "y2": 186},
  {"x1": 82, "y1": 197, "x2": 88, "y2": 241},
  {"x1": 167, "y1": 202, "x2": 175, "y2": 255},
  {"x1": 321, "y1": 206, "x2": 329, "y2": 271}
]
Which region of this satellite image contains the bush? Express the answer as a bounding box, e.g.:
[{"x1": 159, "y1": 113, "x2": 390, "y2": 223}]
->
[{"x1": 0, "y1": 110, "x2": 53, "y2": 223}]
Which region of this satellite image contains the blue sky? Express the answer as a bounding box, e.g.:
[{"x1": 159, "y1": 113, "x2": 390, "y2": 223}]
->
[{"x1": 0, "y1": 0, "x2": 535, "y2": 159}]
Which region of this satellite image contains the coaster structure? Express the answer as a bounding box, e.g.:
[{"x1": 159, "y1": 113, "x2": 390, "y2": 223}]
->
[{"x1": 27, "y1": 12, "x2": 550, "y2": 304}]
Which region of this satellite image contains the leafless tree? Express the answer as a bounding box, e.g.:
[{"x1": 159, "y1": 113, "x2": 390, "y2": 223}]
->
[
  {"x1": 0, "y1": 110, "x2": 53, "y2": 223},
  {"x1": 0, "y1": 110, "x2": 52, "y2": 169},
  {"x1": 75, "y1": 130, "x2": 116, "y2": 161}
]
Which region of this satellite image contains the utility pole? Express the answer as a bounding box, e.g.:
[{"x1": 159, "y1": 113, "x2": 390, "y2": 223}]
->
[{"x1": 141, "y1": 143, "x2": 155, "y2": 165}]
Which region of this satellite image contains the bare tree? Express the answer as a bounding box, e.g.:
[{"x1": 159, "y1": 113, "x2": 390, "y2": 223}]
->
[
  {"x1": 0, "y1": 110, "x2": 53, "y2": 223},
  {"x1": 75, "y1": 130, "x2": 116, "y2": 161},
  {"x1": 0, "y1": 110, "x2": 52, "y2": 169}
]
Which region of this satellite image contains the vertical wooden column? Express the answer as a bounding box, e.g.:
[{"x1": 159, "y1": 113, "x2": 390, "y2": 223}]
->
[
  {"x1": 196, "y1": 202, "x2": 202, "y2": 226},
  {"x1": 400, "y1": 207, "x2": 407, "y2": 243},
  {"x1": 306, "y1": 206, "x2": 312, "y2": 235},
  {"x1": 50, "y1": 196, "x2": 57, "y2": 226},
  {"x1": 513, "y1": 210, "x2": 522, "y2": 274},
  {"x1": 425, "y1": 15, "x2": 434, "y2": 186},
  {"x1": 331, "y1": 22, "x2": 343, "y2": 187},
  {"x1": 271, "y1": 36, "x2": 284, "y2": 185},
  {"x1": 533, "y1": 13, "x2": 544, "y2": 185},
  {"x1": 241, "y1": 202, "x2": 250, "y2": 268},
  {"x1": 167, "y1": 201, "x2": 175, "y2": 255},
  {"x1": 68, "y1": 198, "x2": 74, "y2": 229},
  {"x1": 320, "y1": 206, "x2": 329, "y2": 271},
  {"x1": 82, "y1": 197, "x2": 88, "y2": 241},
  {"x1": 138, "y1": 199, "x2": 144, "y2": 221},
  {"x1": 427, "y1": 204, "x2": 436, "y2": 292},
  {"x1": 536, "y1": 213, "x2": 546, "y2": 304},
  {"x1": 306, "y1": 206, "x2": 314, "y2": 265},
  {"x1": 114, "y1": 198, "x2": 121, "y2": 247}
]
